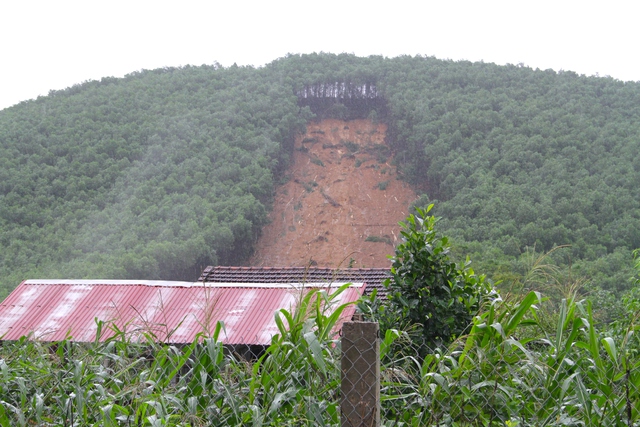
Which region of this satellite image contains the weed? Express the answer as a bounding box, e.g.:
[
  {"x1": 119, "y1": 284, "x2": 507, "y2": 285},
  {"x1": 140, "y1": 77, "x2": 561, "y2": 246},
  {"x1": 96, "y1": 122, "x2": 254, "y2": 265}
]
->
[
  {"x1": 367, "y1": 143, "x2": 390, "y2": 163},
  {"x1": 310, "y1": 157, "x2": 324, "y2": 167},
  {"x1": 321, "y1": 190, "x2": 341, "y2": 207},
  {"x1": 322, "y1": 143, "x2": 339, "y2": 149},
  {"x1": 365, "y1": 235, "x2": 392, "y2": 245},
  {"x1": 277, "y1": 173, "x2": 292, "y2": 185},
  {"x1": 377, "y1": 180, "x2": 390, "y2": 190},
  {"x1": 303, "y1": 180, "x2": 318, "y2": 192},
  {"x1": 301, "y1": 137, "x2": 317, "y2": 143},
  {"x1": 342, "y1": 141, "x2": 360, "y2": 153}
]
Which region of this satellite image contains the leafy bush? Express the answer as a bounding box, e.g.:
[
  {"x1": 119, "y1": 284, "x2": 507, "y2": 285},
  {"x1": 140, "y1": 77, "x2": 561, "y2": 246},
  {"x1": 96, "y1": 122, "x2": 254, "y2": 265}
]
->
[
  {"x1": 310, "y1": 157, "x2": 325, "y2": 167},
  {"x1": 342, "y1": 141, "x2": 359, "y2": 153},
  {"x1": 383, "y1": 204, "x2": 495, "y2": 354},
  {"x1": 377, "y1": 180, "x2": 390, "y2": 190},
  {"x1": 303, "y1": 180, "x2": 318, "y2": 192}
]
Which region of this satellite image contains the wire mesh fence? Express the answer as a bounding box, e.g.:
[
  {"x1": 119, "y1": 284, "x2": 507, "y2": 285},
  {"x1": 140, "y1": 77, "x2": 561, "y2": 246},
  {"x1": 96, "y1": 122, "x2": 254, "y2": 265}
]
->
[{"x1": 341, "y1": 321, "x2": 380, "y2": 427}]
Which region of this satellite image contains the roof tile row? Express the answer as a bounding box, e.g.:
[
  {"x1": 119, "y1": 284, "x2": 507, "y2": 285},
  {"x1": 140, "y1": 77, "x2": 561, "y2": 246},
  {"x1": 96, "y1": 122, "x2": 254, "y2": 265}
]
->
[{"x1": 198, "y1": 266, "x2": 391, "y2": 297}]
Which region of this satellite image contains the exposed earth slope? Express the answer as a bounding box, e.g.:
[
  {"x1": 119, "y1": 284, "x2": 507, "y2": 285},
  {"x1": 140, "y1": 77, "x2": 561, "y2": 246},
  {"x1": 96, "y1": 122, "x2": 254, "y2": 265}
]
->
[{"x1": 250, "y1": 119, "x2": 417, "y2": 268}]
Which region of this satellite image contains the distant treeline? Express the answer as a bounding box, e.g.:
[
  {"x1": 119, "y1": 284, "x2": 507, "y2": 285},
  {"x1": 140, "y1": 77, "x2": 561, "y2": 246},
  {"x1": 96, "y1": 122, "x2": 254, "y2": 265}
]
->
[
  {"x1": 1, "y1": 53, "x2": 639, "y2": 299},
  {"x1": 296, "y1": 81, "x2": 380, "y2": 99},
  {"x1": 296, "y1": 81, "x2": 387, "y2": 120}
]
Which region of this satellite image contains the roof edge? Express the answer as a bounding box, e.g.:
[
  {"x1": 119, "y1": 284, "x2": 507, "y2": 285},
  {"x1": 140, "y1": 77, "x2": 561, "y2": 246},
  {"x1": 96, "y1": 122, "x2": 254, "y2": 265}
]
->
[{"x1": 21, "y1": 279, "x2": 365, "y2": 289}]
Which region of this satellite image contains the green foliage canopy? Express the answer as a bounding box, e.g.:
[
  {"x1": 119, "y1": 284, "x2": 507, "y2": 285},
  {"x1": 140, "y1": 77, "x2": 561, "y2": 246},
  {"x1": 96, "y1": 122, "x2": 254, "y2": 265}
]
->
[
  {"x1": 0, "y1": 64, "x2": 308, "y2": 296},
  {"x1": 2, "y1": 53, "x2": 640, "y2": 297},
  {"x1": 385, "y1": 205, "x2": 495, "y2": 352}
]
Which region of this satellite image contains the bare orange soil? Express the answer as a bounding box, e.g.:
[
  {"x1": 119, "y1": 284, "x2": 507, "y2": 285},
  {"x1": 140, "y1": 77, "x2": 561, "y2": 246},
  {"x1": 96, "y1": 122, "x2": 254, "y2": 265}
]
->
[{"x1": 250, "y1": 119, "x2": 417, "y2": 269}]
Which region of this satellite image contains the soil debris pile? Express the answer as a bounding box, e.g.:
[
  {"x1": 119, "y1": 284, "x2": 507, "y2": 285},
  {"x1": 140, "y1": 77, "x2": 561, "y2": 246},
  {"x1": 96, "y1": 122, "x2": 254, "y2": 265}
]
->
[{"x1": 250, "y1": 119, "x2": 417, "y2": 268}]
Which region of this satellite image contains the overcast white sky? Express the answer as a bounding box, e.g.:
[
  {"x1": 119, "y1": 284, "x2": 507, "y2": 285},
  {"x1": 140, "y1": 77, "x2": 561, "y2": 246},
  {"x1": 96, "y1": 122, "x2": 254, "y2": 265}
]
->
[{"x1": 1, "y1": 0, "x2": 638, "y2": 111}]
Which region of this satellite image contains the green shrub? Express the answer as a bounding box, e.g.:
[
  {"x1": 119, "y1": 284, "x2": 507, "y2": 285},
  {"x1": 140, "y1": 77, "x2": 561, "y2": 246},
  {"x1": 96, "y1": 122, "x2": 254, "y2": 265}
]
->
[
  {"x1": 377, "y1": 180, "x2": 390, "y2": 190},
  {"x1": 384, "y1": 204, "x2": 495, "y2": 353},
  {"x1": 342, "y1": 141, "x2": 360, "y2": 153},
  {"x1": 303, "y1": 180, "x2": 318, "y2": 192}
]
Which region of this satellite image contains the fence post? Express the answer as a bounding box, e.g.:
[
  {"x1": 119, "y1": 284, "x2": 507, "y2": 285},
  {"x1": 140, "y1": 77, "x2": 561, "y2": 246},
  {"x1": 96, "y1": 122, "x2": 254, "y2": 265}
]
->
[{"x1": 341, "y1": 321, "x2": 380, "y2": 427}]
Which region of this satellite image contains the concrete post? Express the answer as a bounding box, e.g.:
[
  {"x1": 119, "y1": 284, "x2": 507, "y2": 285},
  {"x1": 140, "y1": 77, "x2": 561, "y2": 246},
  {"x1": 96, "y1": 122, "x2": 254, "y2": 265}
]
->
[{"x1": 341, "y1": 321, "x2": 380, "y2": 427}]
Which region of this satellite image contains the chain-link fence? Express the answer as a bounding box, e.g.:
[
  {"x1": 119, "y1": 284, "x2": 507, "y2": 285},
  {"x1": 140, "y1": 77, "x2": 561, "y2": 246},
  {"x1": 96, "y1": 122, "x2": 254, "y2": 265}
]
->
[{"x1": 341, "y1": 321, "x2": 380, "y2": 427}]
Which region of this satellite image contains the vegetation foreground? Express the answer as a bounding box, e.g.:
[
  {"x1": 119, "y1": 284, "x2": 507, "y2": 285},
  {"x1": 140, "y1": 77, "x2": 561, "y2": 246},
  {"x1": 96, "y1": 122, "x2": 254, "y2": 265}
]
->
[
  {"x1": 1, "y1": 287, "x2": 639, "y2": 426},
  {"x1": 2, "y1": 210, "x2": 640, "y2": 426}
]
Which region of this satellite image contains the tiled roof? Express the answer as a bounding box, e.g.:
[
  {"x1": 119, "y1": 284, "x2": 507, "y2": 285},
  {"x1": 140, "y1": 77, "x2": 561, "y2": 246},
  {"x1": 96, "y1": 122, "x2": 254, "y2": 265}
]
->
[
  {"x1": 198, "y1": 266, "x2": 391, "y2": 297},
  {"x1": 0, "y1": 280, "x2": 364, "y2": 345}
]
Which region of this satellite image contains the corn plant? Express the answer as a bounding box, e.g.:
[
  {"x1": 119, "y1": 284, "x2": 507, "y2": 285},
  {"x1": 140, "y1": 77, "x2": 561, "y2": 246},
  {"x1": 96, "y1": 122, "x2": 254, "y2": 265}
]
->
[
  {"x1": 379, "y1": 291, "x2": 640, "y2": 426},
  {"x1": 244, "y1": 284, "x2": 356, "y2": 426}
]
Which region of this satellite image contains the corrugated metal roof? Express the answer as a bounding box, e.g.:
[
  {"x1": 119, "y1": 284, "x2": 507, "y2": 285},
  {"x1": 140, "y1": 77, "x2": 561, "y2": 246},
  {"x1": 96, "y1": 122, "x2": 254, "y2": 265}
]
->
[
  {"x1": 0, "y1": 279, "x2": 364, "y2": 345},
  {"x1": 198, "y1": 266, "x2": 391, "y2": 297}
]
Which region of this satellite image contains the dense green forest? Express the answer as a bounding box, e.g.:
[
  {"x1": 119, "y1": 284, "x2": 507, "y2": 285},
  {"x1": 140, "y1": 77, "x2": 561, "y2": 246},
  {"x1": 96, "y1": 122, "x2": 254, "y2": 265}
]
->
[{"x1": 1, "y1": 53, "x2": 639, "y2": 299}]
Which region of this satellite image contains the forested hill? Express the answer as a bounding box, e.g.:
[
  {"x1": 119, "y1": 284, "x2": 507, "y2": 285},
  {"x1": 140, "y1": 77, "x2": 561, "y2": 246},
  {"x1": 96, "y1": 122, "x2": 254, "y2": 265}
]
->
[{"x1": 1, "y1": 54, "x2": 640, "y2": 298}]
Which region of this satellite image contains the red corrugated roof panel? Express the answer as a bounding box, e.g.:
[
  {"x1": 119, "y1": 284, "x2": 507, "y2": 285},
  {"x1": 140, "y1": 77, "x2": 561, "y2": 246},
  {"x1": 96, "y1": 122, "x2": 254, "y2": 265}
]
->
[{"x1": 0, "y1": 280, "x2": 365, "y2": 345}]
